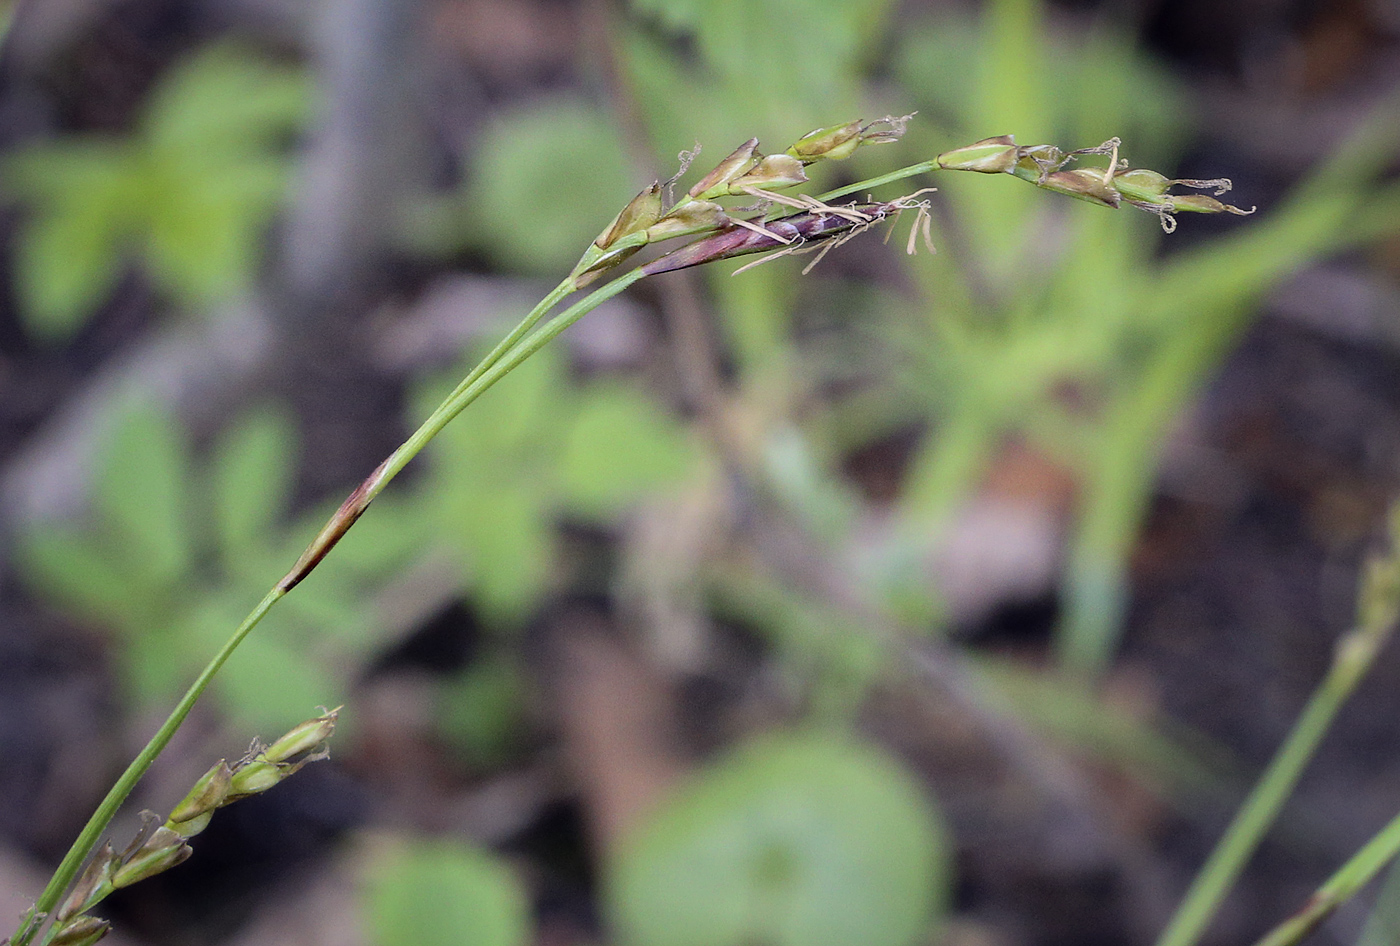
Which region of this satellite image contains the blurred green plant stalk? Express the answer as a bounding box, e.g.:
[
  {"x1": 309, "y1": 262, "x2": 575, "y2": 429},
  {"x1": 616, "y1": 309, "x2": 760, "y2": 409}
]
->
[{"x1": 1155, "y1": 504, "x2": 1400, "y2": 946}]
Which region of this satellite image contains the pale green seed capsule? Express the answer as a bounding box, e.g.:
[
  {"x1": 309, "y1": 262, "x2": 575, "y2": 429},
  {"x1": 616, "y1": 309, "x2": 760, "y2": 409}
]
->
[
  {"x1": 168, "y1": 761, "x2": 233, "y2": 826},
  {"x1": 786, "y1": 120, "x2": 864, "y2": 162},
  {"x1": 264, "y1": 708, "x2": 339, "y2": 764},
  {"x1": 228, "y1": 758, "x2": 283, "y2": 797},
  {"x1": 1110, "y1": 168, "x2": 1172, "y2": 203},
  {"x1": 645, "y1": 201, "x2": 729, "y2": 242},
  {"x1": 937, "y1": 135, "x2": 1020, "y2": 174}
]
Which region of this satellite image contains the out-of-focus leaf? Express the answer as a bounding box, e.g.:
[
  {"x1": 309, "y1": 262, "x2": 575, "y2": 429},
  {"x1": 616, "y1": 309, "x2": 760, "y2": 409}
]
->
[
  {"x1": 123, "y1": 621, "x2": 188, "y2": 705},
  {"x1": 144, "y1": 156, "x2": 289, "y2": 304},
  {"x1": 211, "y1": 408, "x2": 296, "y2": 559},
  {"x1": 970, "y1": 657, "x2": 1233, "y2": 801},
  {"x1": 558, "y1": 384, "x2": 695, "y2": 519},
  {"x1": 93, "y1": 405, "x2": 194, "y2": 588},
  {"x1": 454, "y1": 487, "x2": 554, "y2": 623},
  {"x1": 2, "y1": 41, "x2": 307, "y2": 336},
  {"x1": 15, "y1": 529, "x2": 155, "y2": 630},
  {"x1": 366, "y1": 837, "x2": 529, "y2": 946},
  {"x1": 142, "y1": 42, "x2": 310, "y2": 159},
  {"x1": 438, "y1": 657, "x2": 530, "y2": 769},
  {"x1": 608, "y1": 733, "x2": 949, "y2": 946},
  {"x1": 6, "y1": 143, "x2": 135, "y2": 338},
  {"x1": 466, "y1": 100, "x2": 635, "y2": 274},
  {"x1": 197, "y1": 605, "x2": 343, "y2": 733}
]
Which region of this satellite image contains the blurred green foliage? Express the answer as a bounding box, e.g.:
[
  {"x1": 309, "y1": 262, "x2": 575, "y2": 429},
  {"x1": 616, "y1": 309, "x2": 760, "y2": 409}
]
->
[
  {"x1": 4, "y1": 42, "x2": 309, "y2": 339},
  {"x1": 608, "y1": 732, "x2": 950, "y2": 946},
  {"x1": 364, "y1": 836, "x2": 529, "y2": 946},
  {"x1": 16, "y1": 404, "x2": 420, "y2": 732},
  {"x1": 413, "y1": 344, "x2": 700, "y2": 625}
]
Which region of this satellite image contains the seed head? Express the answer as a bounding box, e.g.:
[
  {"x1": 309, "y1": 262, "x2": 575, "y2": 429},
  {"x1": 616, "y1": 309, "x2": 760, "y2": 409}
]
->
[
  {"x1": 938, "y1": 135, "x2": 1254, "y2": 230},
  {"x1": 642, "y1": 202, "x2": 899, "y2": 275}
]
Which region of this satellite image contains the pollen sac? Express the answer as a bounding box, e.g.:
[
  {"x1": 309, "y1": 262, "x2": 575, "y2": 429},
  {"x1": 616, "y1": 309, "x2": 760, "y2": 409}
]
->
[{"x1": 595, "y1": 183, "x2": 664, "y2": 250}]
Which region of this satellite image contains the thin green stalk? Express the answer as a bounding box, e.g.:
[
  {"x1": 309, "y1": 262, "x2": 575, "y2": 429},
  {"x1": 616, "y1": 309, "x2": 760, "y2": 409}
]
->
[
  {"x1": 1154, "y1": 618, "x2": 1399, "y2": 946},
  {"x1": 817, "y1": 161, "x2": 938, "y2": 204},
  {"x1": 440, "y1": 277, "x2": 576, "y2": 407},
  {"x1": 1253, "y1": 809, "x2": 1400, "y2": 946},
  {"x1": 10, "y1": 268, "x2": 640, "y2": 946}
]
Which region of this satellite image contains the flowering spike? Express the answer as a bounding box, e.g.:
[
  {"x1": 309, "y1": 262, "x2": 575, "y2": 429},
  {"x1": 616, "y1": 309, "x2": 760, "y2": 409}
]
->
[
  {"x1": 642, "y1": 202, "x2": 901, "y2": 275},
  {"x1": 937, "y1": 135, "x2": 1253, "y2": 230}
]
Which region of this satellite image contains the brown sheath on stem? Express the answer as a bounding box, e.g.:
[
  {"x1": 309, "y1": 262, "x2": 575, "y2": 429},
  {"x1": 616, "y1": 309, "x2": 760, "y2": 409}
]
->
[{"x1": 278, "y1": 456, "x2": 391, "y2": 591}]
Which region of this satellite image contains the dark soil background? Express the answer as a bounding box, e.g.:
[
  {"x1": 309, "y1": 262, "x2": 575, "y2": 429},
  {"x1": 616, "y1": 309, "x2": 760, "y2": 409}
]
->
[{"x1": 2, "y1": 2, "x2": 1400, "y2": 946}]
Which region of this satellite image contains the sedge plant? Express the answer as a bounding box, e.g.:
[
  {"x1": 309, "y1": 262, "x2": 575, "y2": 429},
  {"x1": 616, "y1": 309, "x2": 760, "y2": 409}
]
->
[{"x1": 5, "y1": 117, "x2": 1255, "y2": 946}]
